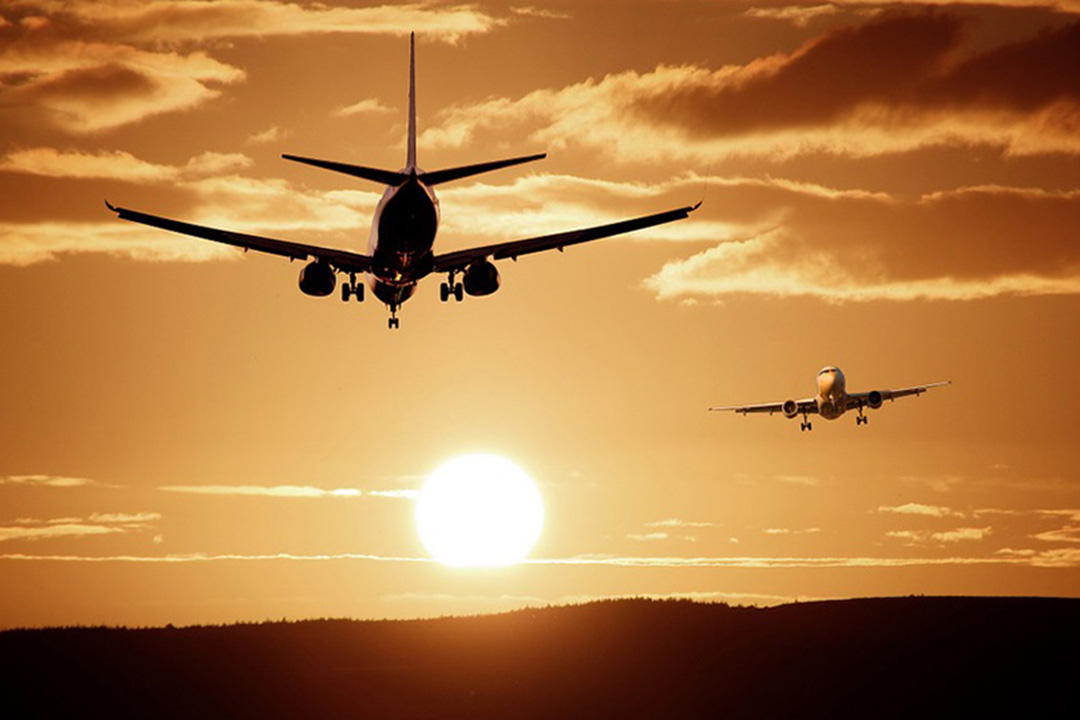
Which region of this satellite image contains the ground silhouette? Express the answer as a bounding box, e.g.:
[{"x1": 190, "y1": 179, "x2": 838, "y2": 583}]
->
[{"x1": 2, "y1": 596, "x2": 1076, "y2": 719}]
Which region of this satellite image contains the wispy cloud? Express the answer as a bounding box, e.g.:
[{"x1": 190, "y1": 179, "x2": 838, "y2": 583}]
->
[
  {"x1": 878, "y1": 503, "x2": 961, "y2": 518},
  {"x1": 644, "y1": 518, "x2": 722, "y2": 528},
  {"x1": 762, "y1": 527, "x2": 822, "y2": 535},
  {"x1": 0, "y1": 512, "x2": 160, "y2": 542},
  {"x1": 1032, "y1": 526, "x2": 1080, "y2": 543},
  {"x1": 334, "y1": 98, "x2": 395, "y2": 118},
  {"x1": 5, "y1": 549, "x2": 1078, "y2": 568},
  {"x1": 886, "y1": 527, "x2": 992, "y2": 545},
  {"x1": 246, "y1": 126, "x2": 287, "y2": 144},
  {"x1": 0, "y1": 1, "x2": 500, "y2": 133},
  {"x1": 0, "y1": 474, "x2": 114, "y2": 488},
  {"x1": 0, "y1": 148, "x2": 252, "y2": 182},
  {"x1": 160, "y1": 485, "x2": 363, "y2": 498}
]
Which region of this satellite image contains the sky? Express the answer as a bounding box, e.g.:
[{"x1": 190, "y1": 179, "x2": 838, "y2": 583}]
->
[{"x1": 2, "y1": 0, "x2": 1079, "y2": 628}]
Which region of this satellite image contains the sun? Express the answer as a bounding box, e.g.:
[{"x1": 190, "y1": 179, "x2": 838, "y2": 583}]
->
[{"x1": 415, "y1": 454, "x2": 544, "y2": 567}]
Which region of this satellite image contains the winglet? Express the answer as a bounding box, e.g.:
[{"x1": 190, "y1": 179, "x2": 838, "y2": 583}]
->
[
  {"x1": 104, "y1": 199, "x2": 118, "y2": 213},
  {"x1": 406, "y1": 31, "x2": 417, "y2": 172}
]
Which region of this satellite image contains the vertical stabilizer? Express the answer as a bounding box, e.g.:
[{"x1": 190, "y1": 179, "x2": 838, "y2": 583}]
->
[{"x1": 407, "y1": 32, "x2": 417, "y2": 172}]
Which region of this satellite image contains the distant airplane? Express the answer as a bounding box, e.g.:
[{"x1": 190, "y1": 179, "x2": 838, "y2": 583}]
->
[
  {"x1": 709, "y1": 366, "x2": 950, "y2": 431},
  {"x1": 107, "y1": 33, "x2": 698, "y2": 328}
]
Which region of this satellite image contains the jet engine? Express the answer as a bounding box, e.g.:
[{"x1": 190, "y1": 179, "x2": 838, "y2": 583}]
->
[
  {"x1": 782, "y1": 399, "x2": 799, "y2": 419},
  {"x1": 463, "y1": 260, "x2": 500, "y2": 297},
  {"x1": 298, "y1": 260, "x2": 336, "y2": 297},
  {"x1": 867, "y1": 390, "x2": 884, "y2": 409}
]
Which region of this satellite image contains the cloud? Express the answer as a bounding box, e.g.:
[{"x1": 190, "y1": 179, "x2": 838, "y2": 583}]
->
[
  {"x1": 886, "y1": 526, "x2": 992, "y2": 545},
  {"x1": 775, "y1": 475, "x2": 820, "y2": 487},
  {"x1": 762, "y1": 527, "x2": 822, "y2": 535},
  {"x1": 644, "y1": 518, "x2": 722, "y2": 528},
  {"x1": 247, "y1": 125, "x2": 287, "y2": 144},
  {"x1": 0, "y1": 147, "x2": 252, "y2": 181},
  {"x1": 159, "y1": 485, "x2": 363, "y2": 498},
  {"x1": 1032, "y1": 526, "x2": 1080, "y2": 543},
  {"x1": 510, "y1": 6, "x2": 571, "y2": 20},
  {"x1": 334, "y1": 98, "x2": 395, "y2": 118},
  {"x1": 422, "y1": 12, "x2": 1080, "y2": 161},
  {"x1": 0, "y1": 1, "x2": 499, "y2": 133},
  {"x1": 5, "y1": 548, "x2": 1079, "y2": 568},
  {"x1": 878, "y1": 503, "x2": 961, "y2": 518},
  {"x1": 744, "y1": 4, "x2": 852, "y2": 27},
  {"x1": 0, "y1": 474, "x2": 112, "y2": 488},
  {"x1": 0, "y1": 511, "x2": 159, "y2": 542},
  {"x1": 644, "y1": 181, "x2": 1080, "y2": 303}
]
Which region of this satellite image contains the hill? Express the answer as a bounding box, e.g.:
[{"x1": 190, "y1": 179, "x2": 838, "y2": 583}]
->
[{"x1": 2, "y1": 596, "x2": 1076, "y2": 719}]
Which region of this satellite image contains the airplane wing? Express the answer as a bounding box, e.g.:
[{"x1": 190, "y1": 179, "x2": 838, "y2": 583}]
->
[
  {"x1": 106, "y1": 203, "x2": 373, "y2": 273},
  {"x1": 431, "y1": 202, "x2": 700, "y2": 274},
  {"x1": 846, "y1": 381, "x2": 951, "y2": 409},
  {"x1": 709, "y1": 398, "x2": 818, "y2": 416}
]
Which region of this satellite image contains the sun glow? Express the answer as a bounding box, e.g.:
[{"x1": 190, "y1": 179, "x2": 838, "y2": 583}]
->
[{"x1": 415, "y1": 454, "x2": 544, "y2": 567}]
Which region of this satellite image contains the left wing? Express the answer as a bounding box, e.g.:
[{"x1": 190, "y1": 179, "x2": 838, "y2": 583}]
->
[
  {"x1": 846, "y1": 381, "x2": 951, "y2": 409},
  {"x1": 432, "y1": 203, "x2": 700, "y2": 274},
  {"x1": 106, "y1": 202, "x2": 373, "y2": 273},
  {"x1": 709, "y1": 398, "x2": 818, "y2": 416}
]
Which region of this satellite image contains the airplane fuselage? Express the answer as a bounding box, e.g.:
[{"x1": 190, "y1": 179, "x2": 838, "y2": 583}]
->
[
  {"x1": 815, "y1": 366, "x2": 847, "y2": 420},
  {"x1": 367, "y1": 174, "x2": 440, "y2": 307}
]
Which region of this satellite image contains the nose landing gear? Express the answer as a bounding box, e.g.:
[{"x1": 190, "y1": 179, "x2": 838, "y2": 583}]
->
[{"x1": 388, "y1": 303, "x2": 400, "y2": 329}]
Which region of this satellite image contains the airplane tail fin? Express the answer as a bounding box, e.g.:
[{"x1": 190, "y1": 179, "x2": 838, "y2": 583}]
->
[
  {"x1": 407, "y1": 31, "x2": 417, "y2": 171},
  {"x1": 283, "y1": 34, "x2": 545, "y2": 187}
]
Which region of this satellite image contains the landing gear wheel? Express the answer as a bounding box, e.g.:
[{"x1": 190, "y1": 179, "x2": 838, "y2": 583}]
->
[
  {"x1": 453, "y1": 282, "x2": 464, "y2": 302},
  {"x1": 440, "y1": 282, "x2": 450, "y2": 302},
  {"x1": 341, "y1": 274, "x2": 364, "y2": 302},
  {"x1": 388, "y1": 317, "x2": 399, "y2": 329}
]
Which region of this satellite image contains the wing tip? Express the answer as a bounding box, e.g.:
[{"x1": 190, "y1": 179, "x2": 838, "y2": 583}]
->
[{"x1": 104, "y1": 199, "x2": 118, "y2": 213}]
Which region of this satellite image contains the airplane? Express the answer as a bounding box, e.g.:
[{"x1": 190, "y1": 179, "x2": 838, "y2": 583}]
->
[
  {"x1": 709, "y1": 366, "x2": 950, "y2": 431},
  {"x1": 106, "y1": 33, "x2": 698, "y2": 329}
]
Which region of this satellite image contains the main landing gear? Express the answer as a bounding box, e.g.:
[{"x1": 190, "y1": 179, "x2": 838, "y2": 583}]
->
[
  {"x1": 341, "y1": 273, "x2": 364, "y2": 302},
  {"x1": 439, "y1": 271, "x2": 464, "y2": 302},
  {"x1": 800, "y1": 411, "x2": 812, "y2": 432},
  {"x1": 855, "y1": 406, "x2": 869, "y2": 426}
]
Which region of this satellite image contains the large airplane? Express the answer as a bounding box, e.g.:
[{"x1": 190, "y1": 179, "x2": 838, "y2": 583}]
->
[
  {"x1": 107, "y1": 34, "x2": 698, "y2": 328},
  {"x1": 709, "y1": 366, "x2": 950, "y2": 431}
]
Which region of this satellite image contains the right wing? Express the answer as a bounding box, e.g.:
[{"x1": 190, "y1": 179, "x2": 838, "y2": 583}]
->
[
  {"x1": 432, "y1": 202, "x2": 700, "y2": 274},
  {"x1": 709, "y1": 398, "x2": 818, "y2": 416},
  {"x1": 106, "y1": 202, "x2": 373, "y2": 273}
]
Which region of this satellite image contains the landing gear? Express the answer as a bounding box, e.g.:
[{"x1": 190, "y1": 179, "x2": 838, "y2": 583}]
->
[
  {"x1": 341, "y1": 273, "x2": 364, "y2": 302},
  {"x1": 855, "y1": 404, "x2": 868, "y2": 426},
  {"x1": 388, "y1": 304, "x2": 400, "y2": 330},
  {"x1": 800, "y1": 411, "x2": 812, "y2": 432},
  {"x1": 439, "y1": 271, "x2": 464, "y2": 302}
]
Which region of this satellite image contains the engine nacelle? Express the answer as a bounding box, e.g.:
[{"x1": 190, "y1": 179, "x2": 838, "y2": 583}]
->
[
  {"x1": 782, "y1": 399, "x2": 799, "y2": 419},
  {"x1": 867, "y1": 390, "x2": 884, "y2": 409},
  {"x1": 463, "y1": 260, "x2": 500, "y2": 297},
  {"x1": 298, "y1": 260, "x2": 336, "y2": 297}
]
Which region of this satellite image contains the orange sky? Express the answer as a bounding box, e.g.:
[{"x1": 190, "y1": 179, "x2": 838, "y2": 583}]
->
[{"x1": 2, "y1": 0, "x2": 1079, "y2": 628}]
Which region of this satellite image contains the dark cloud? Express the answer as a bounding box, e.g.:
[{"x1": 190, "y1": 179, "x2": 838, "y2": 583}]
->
[{"x1": 632, "y1": 11, "x2": 1080, "y2": 143}]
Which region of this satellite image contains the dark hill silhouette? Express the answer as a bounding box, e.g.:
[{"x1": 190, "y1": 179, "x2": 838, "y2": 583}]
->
[{"x1": 2, "y1": 596, "x2": 1076, "y2": 719}]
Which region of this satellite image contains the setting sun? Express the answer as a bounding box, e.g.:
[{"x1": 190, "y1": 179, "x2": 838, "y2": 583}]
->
[{"x1": 415, "y1": 454, "x2": 544, "y2": 567}]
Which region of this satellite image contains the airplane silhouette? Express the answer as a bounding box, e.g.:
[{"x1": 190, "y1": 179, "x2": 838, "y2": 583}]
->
[
  {"x1": 107, "y1": 33, "x2": 698, "y2": 328},
  {"x1": 710, "y1": 366, "x2": 950, "y2": 431}
]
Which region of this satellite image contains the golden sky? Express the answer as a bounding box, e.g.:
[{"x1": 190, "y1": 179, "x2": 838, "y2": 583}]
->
[{"x1": 2, "y1": 0, "x2": 1079, "y2": 628}]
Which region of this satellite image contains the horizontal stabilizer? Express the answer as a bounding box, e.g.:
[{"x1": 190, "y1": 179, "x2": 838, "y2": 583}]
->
[
  {"x1": 419, "y1": 153, "x2": 546, "y2": 186},
  {"x1": 282, "y1": 154, "x2": 408, "y2": 186}
]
